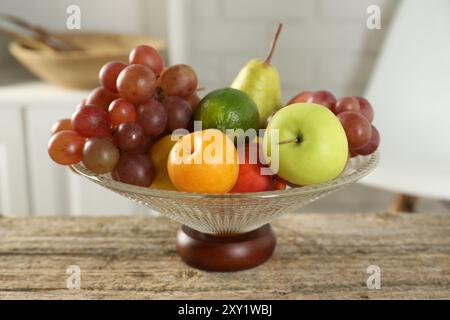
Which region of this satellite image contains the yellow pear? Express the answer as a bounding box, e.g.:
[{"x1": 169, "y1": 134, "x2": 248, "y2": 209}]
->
[{"x1": 231, "y1": 24, "x2": 284, "y2": 127}]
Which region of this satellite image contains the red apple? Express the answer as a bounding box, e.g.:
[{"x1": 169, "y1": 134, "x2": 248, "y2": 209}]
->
[
  {"x1": 230, "y1": 162, "x2": 274, "y2": 193},
  {"x1": 230, "y1": 143, "x2": 273, "y2": 193}
]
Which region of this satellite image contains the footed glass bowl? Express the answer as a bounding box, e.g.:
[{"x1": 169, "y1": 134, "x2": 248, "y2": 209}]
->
[{"x1": 72, "y1": 151, "x2": 379, "y2": 271}]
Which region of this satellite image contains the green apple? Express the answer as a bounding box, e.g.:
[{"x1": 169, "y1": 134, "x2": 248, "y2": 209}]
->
[{"x1": 263, "y1": 103, "x2": 348, "y2": 185}]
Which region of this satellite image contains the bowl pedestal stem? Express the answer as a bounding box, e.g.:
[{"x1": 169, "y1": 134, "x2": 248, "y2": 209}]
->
[{"x1": 176, "y1": 224, "x2": 276, "y2": 272}]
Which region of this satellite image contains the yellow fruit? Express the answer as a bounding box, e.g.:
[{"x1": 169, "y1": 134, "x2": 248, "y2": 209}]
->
[{"x1": 149, "y1": 135, "x2": 178, "y2": 190}]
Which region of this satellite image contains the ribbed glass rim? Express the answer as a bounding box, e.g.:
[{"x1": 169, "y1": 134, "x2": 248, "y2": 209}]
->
[{"x1": 72, "y1": 151, "x2": 379, "y2": 200}]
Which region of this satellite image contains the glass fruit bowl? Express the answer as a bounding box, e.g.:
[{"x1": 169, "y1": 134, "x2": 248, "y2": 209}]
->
[{"x1": 72, "y1": 151, "x2": 379, "y2": 271}]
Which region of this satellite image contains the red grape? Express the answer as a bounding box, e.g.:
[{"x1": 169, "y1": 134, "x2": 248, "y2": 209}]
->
[
  {"x1": 186, "y1": 119, "x2": 195, "y2": 133},
  {"x1": 337, "y1": 111, "x2": 372, "y2": 150},
  {"x1": 71, "y1": 105, "x2": 111, "y2": 138},
  {"x1": 116, "y1": 64, "x2": 156, "y2": 104},
  {"x1": 162, "y1": 96, "x2": 193, "y2": 132},
  {"x1": 159, "y1": 64, "x2": 197, "y2": 97},
  {"x1": 355, "y1": 96, "x2": 374, "y2": 123},
  {"x1": 86, "y1": 87, "x2": 118, "y2": 110},
  {"x1": 128, "y1": 135, "x2": 157, "y2": 154},
  {"x1": 114, "y1": 153, "x2": 155, "y2": 187},
  {"x1": 51, "y1": 118, "x2": 72, "y2": 134},
  {"x1": 75, "y1": 100, "x2": 86, "y2": 110},
  {"x1": 48, "y1": 130, "x2": 85, "y2": 165},
  {"x1": 332, "y1": 96, "x2": 360, "y2": 115},
  {"x1": 99, "y1": 61, "x2": 127, "y2": 93},
  {"x1": 111, "y1": 169, "x2": 119, "y2": 181},
  {"x1": 82, "y1": 137, "x2": 120, "y2": 174},
  {"x1": 114, "y1": 122, "x2": 144, "y2": 151},
  {"x1": 129, "y1": 45, "x2": 164, "y2": 76},
  {"x1": 287, "y1": 91, "x2": 312, "y2": 105},
  {"x1": 108, "y1": 98, "x2": 136, "y2": 127},
  {"x1": 185, "y1": 92, "x2": 201, "y2": 111},
  {"x1": 354, "y1": 125, "x2": 380, "y2": 155},
  {"x1": 307, "y1": 90, "x2": 337, "y2": 109},
  {"x1": 349, "y1": 150, "x2": 359, "y2": 158},
  {"x1": 136, "y1": 99, "x2": 167, "y2": 136}
]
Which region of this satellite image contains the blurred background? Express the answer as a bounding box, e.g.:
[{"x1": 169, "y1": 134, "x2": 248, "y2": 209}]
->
[{"x1": 0, "y1": 0, "x2": 449, "y2": 216}]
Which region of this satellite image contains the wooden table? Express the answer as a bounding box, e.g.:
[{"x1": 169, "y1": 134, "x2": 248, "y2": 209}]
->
[{"x1": 0, "y1": 212, "x2": 449, "y2": 299}]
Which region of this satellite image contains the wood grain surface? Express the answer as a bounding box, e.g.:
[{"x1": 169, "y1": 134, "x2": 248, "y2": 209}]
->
[{"x1": 0, "y1": 212, "x2": 449, "y2": 299}]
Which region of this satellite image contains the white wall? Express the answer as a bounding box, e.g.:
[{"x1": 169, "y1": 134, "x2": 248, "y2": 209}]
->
[
  {"x1": 0, "y1": 0, "x2": 397, "y2": 98},
  {"x1": 183, "y1": 0, "x2": 398, "y2": 101}
]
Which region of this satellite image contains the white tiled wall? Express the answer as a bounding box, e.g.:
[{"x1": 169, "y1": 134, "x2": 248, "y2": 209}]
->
[{"x1": 187, "y1": 0, "x2": 398, "y2": 101}]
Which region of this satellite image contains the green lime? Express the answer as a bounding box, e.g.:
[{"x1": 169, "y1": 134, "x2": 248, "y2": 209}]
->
[{"x1": 194, "y1": 87, "x2": 260, "y2": 139}]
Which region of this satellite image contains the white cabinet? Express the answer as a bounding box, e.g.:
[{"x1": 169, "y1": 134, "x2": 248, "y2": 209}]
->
[{"x1": 0, "y1": 81, "x2": 150, "y2": 216}]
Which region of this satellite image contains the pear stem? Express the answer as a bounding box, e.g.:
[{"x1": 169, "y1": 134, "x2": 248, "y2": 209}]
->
[{"x1": 263, "y1": 23, "x2": 283, "y2": 64}]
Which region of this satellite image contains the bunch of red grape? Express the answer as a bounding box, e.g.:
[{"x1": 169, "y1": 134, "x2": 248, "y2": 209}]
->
[
  {"x1": 48, "y1": 45, "x2": 201, "y2": 187},
  {"x1": 288, "y1": 90, "x2": 380, "y2": 156}
]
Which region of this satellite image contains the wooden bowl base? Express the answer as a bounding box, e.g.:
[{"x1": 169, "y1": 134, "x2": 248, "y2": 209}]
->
[{"x1": 176, "y1": 224, "x2": 276, "y2": 272}]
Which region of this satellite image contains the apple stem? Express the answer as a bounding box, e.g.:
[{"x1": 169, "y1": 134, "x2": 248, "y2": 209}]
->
[
  {"x1": 264, "y1": 23, "x2": 283, "y2": 64},
  {"x1": 278, "y1": 139, "x2": 299, "y2": 145}
]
